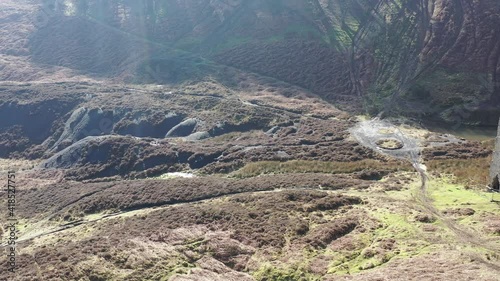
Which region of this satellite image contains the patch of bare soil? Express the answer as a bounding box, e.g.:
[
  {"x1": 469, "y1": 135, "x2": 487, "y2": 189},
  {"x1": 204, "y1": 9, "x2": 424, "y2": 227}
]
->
[
  {"x1": 376, "y1": 138, "x2": 404, "y2": 150},
  {"x1": 485, "y1": 216, "x2": 500, "y2": 236},
  {"x1": 443, "y1": 208, "x2": 476, "y2": 217}
]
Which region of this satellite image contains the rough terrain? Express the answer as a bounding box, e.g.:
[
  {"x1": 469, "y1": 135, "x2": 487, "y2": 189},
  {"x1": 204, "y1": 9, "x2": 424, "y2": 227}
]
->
[{"x1": 0, "y1": 0, "x2": 499, "y2": 280}]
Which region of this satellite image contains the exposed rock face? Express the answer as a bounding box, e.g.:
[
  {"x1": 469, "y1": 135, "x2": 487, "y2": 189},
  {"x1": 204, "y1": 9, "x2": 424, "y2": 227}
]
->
[
  {"x1": 114, "y1": 112, "x2": 184, "y2": 138},
  {"x1": 43, "y1": 136, "x2": 118, "y2": 169},
  {"x1": 185, "y1": 131, "x2": 211, "y2": 141},
  {"x1": 0, "y1": 84, "x2": 84, "y2": 158},
  {"x1": 165, "y1": 118, "x2": 199, "y2": 137},
  {"x1": 490, "y1": 118, "x2": 500, "y2": 190},
  {"x1": 49, "y1": 107, "x2": 113, "y2": 152}
]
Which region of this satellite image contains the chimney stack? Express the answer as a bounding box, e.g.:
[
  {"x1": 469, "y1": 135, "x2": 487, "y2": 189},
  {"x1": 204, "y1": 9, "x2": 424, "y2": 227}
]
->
[{"x1": 489, "y1": 117, "x2": 500, "y2": 191}]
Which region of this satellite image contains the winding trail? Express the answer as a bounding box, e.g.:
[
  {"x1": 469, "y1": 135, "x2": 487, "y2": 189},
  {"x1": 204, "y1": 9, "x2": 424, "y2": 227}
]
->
[
  {"x1": 4, "y1": 118, "x2": 499, "y2": 272},
  {"x1": 415, "y1": 164, "x2": 500, "y2": 270},
  {"x1": 352, "y1": 118, "x2": 500, "y2": 269},
  {"x1": 1, "y1": 188, "x2": 324, "y2": 246}
]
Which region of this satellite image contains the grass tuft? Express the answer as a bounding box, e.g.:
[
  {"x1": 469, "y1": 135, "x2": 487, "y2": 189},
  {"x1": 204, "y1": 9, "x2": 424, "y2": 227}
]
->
[
  {"x1": 427, "y1": 156, "x2": 491, "y2": 188},
  {"x1": 232, "y1": 160, "x2": 412, "y2": 178}
]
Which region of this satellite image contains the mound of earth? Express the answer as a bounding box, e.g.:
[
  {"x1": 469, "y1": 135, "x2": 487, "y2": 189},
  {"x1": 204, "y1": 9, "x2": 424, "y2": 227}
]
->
[
  {"x1": 0, "y1": 82, "x2": 391, "y2": 180},
  {"x1": 376, "y1": 139, "x2": 404, "y2": 150}
]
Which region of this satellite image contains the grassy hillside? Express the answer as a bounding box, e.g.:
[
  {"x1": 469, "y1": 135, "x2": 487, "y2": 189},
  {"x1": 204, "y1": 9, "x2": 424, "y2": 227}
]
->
[{"x1": 20, "y1": 0, "x2": 500, "y2": 124}]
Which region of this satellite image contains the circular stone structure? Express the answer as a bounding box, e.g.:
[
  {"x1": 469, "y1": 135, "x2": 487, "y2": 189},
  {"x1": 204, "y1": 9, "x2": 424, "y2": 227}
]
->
[{"x1": 376, "y1": 138, "x2": 404, "y2": 150}]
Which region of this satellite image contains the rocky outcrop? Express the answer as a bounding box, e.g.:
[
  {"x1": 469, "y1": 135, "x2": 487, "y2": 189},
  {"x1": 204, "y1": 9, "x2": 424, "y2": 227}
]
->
[
  {"x1": 43, "y1": 136, "x2": 118, "y2": 169},
  {"x1": 0, "y1": 87, "x2": 82, "y2": 157},
  {"x1": 114, "y1": 112, "x2": 184, "y2": 138},
  {"x1": 49, "y1": 107, "x2": 113, "y2": 152},
  {"x1": 49, "y1": 107, "x2": 199, "y2": 152},
  {"x1": 184, "y1": 131, "x2": 211, "y2": 141},
  {"x1": 165, "y1": 118, "x2": 199, "y2": 137}
]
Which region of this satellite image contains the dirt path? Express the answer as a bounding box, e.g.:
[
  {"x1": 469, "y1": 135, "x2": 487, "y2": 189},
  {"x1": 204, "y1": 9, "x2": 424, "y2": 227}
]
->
[
  {"x1": 4, "y1": 118, "x2": 498, "y2": 271},
  {"x1": 415, "y1": 165, "x2": 500, "y2": 270},
  {"x1": 0, "y1": 188, "x2": 317, "y2": 246},
  {"x1": 353, "y1": 118, "x2": 500, "y2": 268}
]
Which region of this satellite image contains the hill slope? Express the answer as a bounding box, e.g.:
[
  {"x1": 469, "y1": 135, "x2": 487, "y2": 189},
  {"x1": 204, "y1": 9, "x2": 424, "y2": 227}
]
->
[
  {"x1": 0, "y1": 1, "x2": 500, "y2": 281},
  {"x1": 2, "y1": 0, "x2": 500, "y2": 124}
]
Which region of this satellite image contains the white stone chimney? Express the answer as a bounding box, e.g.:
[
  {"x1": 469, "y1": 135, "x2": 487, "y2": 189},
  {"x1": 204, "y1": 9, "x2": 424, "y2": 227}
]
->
[{"x1": 490, "y1": 117, "x2": 500, "y2": 190}]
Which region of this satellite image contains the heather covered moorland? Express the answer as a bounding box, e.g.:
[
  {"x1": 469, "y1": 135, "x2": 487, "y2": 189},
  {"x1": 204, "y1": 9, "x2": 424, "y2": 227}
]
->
[{"x1": 0, "y1": 1, "x2": 500, "y2": 280}]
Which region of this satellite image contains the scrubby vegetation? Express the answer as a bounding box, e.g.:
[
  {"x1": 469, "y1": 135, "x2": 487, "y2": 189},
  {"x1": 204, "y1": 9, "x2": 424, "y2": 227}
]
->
[
  {"x1": 4, "y1": 190, "x2": 364, "y2": 280},
  {"x1": 427, "y1": 156, "x2": 492, "y2": 187},
  {"x1": 232, "y1": 159, "x2": 412, "y2": 179},
  {"x1": 4, "y1": 158, "x2": 499, "y2": 280},
  {"x1": 253, "y1": 264, "x2": 321, "y2": 281},
  {"x1": 423, "y1": 141, "x2": 491, "y2": 162},
  {"x1": 17, "y1": 174, "x2": 371, "y2": 221},
  {"x1": 1, "y1": 0, "x2": 500, "y2": 280}
]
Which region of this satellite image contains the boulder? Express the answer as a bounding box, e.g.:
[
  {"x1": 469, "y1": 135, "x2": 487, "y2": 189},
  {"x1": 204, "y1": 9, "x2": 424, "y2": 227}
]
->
[
  {"x1": 49, "y1": 107, "x2": 113, "y2": 152},
  {"x1": 184, "y1": 131, "x2": 211, "y2": 141},
  {"x1": 42, "y1": 136, "x2": 114, "y2": 169},
  {"x1": 114, "y1": 112, "x2": 183, "y2": 138},
  {"x1": 165, "y1": 118, "x2": 198, "y2": 137}
]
